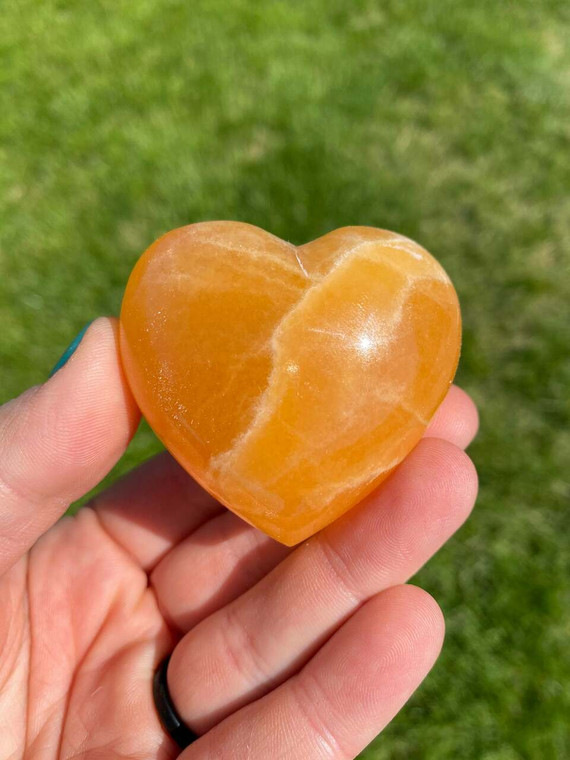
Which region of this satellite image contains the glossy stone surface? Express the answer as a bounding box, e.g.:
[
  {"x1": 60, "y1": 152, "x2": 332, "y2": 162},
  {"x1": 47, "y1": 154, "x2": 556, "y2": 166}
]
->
[{"x1": 120, "y1": 222, "x2": 461, "y2": 545}]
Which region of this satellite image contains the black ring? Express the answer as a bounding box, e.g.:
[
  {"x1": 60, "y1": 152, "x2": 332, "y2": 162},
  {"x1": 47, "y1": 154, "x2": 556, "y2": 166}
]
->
[{"x1": 153, "y1": 655, "x2": 199, "y2": 749}]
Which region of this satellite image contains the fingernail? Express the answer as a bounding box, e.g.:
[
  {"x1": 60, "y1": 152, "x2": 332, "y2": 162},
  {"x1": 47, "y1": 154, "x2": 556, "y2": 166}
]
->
[{"x1": 49, "y1": 322, "x2": 92, "y2": 377}]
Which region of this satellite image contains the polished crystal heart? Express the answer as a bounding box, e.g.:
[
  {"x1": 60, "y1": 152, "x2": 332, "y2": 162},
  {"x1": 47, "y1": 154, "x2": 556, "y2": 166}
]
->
[{"x1": 119, "y1": 222, "x2": 461, "y2": 545}]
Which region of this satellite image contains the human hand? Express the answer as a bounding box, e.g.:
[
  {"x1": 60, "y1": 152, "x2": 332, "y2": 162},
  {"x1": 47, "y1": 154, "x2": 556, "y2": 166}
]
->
[{"x1": 0, "y1": 318, "x2": 478, "y2": 759}]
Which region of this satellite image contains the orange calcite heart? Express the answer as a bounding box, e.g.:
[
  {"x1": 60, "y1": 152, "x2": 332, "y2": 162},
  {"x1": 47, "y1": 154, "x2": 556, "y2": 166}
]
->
[{"x1": 120, "y1": 222, "x2": 461, "y2": 545}]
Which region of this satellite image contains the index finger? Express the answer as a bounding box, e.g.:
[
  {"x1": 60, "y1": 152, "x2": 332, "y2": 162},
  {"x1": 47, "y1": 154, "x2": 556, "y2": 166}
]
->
[{"x1": 94, "y1": 385, "x2": 477, "y2": 599}]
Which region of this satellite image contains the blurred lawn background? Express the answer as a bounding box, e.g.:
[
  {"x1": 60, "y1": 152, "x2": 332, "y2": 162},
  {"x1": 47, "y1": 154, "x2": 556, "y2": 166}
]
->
[{"x1": 1, "y1": 1, "x2": 569, "y2": 757}]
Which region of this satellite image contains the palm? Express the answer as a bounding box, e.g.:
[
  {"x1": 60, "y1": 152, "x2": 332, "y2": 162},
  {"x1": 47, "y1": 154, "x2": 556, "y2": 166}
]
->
[
  {"x1": 4, "y1": 506, "x2": 171, "y2": 758},
  {"x1": 0, "y1": 321, "x2": 478, "y2": 759},
  {"x1": 2, "y1": 430, "x2": 475, "y2": 760}
]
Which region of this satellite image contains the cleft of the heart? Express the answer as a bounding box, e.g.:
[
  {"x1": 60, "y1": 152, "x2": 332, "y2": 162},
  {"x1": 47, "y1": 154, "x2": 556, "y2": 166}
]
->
[{"x1": 120, "y1": 222, "x2": 461, "y2": 545}]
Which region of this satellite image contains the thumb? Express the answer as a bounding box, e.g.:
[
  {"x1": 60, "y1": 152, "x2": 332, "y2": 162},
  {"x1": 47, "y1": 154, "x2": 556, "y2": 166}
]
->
[{"x1": 0, "y1": 317, "x2": 140, "y2": 575}]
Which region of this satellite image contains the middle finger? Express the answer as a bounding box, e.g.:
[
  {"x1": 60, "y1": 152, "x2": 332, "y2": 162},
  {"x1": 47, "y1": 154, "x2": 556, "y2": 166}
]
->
[{"x1": 150, "y1": 384, "x2": 478, "y2": 632}]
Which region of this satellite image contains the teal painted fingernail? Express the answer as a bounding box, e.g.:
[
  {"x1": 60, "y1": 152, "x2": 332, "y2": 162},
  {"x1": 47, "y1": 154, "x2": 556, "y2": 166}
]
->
[{"x1": 49, "y1": 322, "x2": 92, "y2": 377}]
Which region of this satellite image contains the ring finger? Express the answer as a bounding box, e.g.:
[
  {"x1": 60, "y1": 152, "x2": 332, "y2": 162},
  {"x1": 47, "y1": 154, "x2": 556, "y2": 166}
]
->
[{"x1": 167, "y1": 436, "x2": 477, "y2": 735}]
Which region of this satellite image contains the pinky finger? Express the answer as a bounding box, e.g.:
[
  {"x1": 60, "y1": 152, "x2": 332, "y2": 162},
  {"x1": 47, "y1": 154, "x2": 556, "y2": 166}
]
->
[{"x1": 182, "y1": 585, "x2": 445, "y2": 760}]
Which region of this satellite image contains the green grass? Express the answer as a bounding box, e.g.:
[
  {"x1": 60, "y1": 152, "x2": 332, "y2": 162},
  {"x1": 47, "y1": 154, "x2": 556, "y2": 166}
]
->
[{"x1": 1, "y1": 1, "x2": 569, "y2": 757}]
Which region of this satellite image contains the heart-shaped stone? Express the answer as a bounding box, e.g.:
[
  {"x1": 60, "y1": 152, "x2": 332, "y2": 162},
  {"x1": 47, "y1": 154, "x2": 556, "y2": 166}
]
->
[{"x1": 120, "y1": 222, "x2": 461, "y2": 545}]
